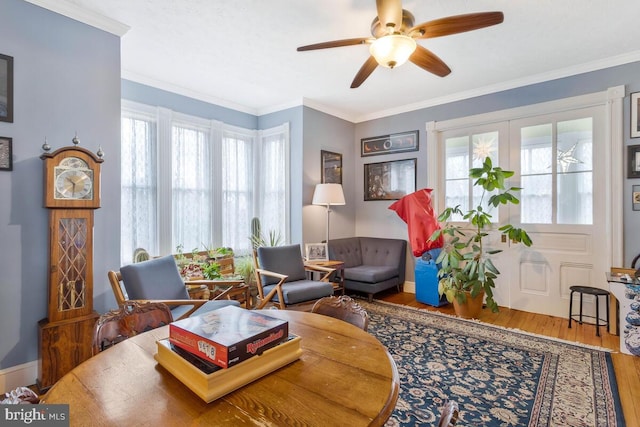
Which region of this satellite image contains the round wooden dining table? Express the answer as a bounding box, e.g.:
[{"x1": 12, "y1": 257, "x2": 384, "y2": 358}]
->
[{"x1": 44, "y1": 309, "x2": 400, "y2": 426}]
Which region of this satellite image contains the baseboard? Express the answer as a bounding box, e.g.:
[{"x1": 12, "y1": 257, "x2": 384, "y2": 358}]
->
[
  {"x1": 403, "y1": 281, "x2": 415, "y2": 294},
  {"x1": 0, "y1": 360, "x2": 38, "y2": 395}
]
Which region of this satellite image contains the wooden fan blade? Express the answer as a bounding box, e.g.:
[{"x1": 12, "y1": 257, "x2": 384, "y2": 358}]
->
[
  {"x1": 409, "y1": 45, "x2": 451, "y2": 77},
  {"x1": 351, "y1": 56, "x2": 378, "y2": 88},
  {"x1": 297, "y1": 37, "x2": 371, "y2": 51},
  {"x1": 376, "y1": 0, "x2": 403, "y2": 30},
  {"x1": 409, "y1": 12, "x2": 504, "y2": 39}
]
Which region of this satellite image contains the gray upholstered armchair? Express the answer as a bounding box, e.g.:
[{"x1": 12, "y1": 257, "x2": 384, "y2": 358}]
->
[
  {"x1": 108, "y1": 255, "x2": 239, "y2": 321},
  {"x1": 253, "y1": 244, "x2": 335, "y2": 309}
]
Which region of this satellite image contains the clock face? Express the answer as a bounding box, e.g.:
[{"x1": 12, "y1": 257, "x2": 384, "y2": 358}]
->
[{"x1": 54, "y1": 157, "x2": 94, "y2": 200}]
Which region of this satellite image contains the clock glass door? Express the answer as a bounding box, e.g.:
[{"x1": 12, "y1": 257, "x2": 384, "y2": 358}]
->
[{"x1": 48, "y1": 209, "x2": 94, "y2": 321}]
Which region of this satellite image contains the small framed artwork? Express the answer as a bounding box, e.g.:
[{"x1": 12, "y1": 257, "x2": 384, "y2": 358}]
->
[
  {"x1": 628, "y1": 145, "x2": 640, "y2": 178},
  {"x1": 0, "y1": 54, "x2": 13, "y2": 123},
  {"x1": 0, "y1": 137, "x2": 12, "y2": 171},
  {"x1": 305, "y1": 243, "x2": 328, "y2": 261},
  {"x1": 321, "y1": 150, "x2": 342, "y2": 184},
  {"x1": 634, "y1": 186, "x2": 640, "y2": 211},
  {"x1": 632, "y1": 92, "x2": 640, "y2": 138},
  {"x1": 364, "y1": 158, "x2": 416, "y2": 201},
  {"x1": 361, "y1": 130, "x2": 418, "y2": 157}
]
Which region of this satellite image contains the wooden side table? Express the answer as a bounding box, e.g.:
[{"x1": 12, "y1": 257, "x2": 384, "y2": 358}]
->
[
  {"x1": 305, "y1": 260, "x2": 345, "y2": 295},
  {"x1": 189, "y1": 279, "x2": 251, "y2": 309}
]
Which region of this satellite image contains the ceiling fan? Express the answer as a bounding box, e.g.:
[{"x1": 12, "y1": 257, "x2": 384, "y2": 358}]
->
[{"x1": 297, "y1": 0, "x2": 504, "y2": 88}]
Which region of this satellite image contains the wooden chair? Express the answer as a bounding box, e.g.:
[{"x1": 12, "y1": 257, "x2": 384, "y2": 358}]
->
[
  {"x1": 92, "y1": 301, "x2": 173, "y2": 354},
  {"x1": 311, "y1": 295, "x2": 370, "y2": 331},
  {"x1": 253, "y1": 244, "x2": 335, "y2": 309},
  {"x1": 108, "y1": 255, "x2": 239, "y2": 321},
  {"x1": 438, "y1": 400, "x2": 459, "y2": 427}
]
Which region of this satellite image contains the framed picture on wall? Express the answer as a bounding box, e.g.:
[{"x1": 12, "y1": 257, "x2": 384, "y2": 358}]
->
[
  {"x1": 628, "y1": 145, "x2": 640, "y2": 178},
  {"x1": 0, "y1": 53, "x2": 13, "y2": 123},
  {"x1": 361, "y1": 130, "x2": 418, "y2": 157},
  {"x1": 321, "y1": 150, "x2": 342, "y2": 184},
  {"x1": 0, "y1": 137, "x2": 12, "y2": 171},
  {"x1": 634, "y1": 185, "x2": 640, "y2": 211},
  {"x1": 632, "y1": 92, "x2": 640, "y2": 138},
  {"x1": 364, "y1": 158, "x2": 416, "y2": 201}
]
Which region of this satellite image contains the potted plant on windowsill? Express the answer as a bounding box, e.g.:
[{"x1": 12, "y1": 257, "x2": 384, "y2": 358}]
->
[{"x1": 429, "y1": 157, "x2": 533, "y2": 318}]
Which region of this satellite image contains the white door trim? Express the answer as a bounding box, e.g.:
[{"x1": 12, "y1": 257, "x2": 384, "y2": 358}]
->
[{"x1": 427, "y1": 86, "x2": 624, "y2": 271}]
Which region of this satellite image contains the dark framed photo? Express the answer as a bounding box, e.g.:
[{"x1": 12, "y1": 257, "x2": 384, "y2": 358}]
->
[
  {"x1": 634, "y1": 185, "x2": 640, "y2": 211},
  {"x1": 364, "y1": 158, "x2": 416, "y2": 201},
  {"x1": 361, "y1": 130, "x2": 418, "y2": 157},
  {"x1": 632, "y1": 92, "x2": 640, "y2": 139},
  {"x1": 628, "y1": 145, "x2": 640, "y2": 178},
  {"x1": 0, "y1": 137, "x2": 12, "y2": 171},
  {"x1": 0, "y1": 54, "x2": 13, "y2": 123},
  {"x1": 321, "y1": 150, "x2": 342, "y2": 184}
]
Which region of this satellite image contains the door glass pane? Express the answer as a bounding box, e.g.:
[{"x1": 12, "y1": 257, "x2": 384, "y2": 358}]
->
[
  {"x1": 471, "y1": 132, "x2": 499, "y2": 212},
  {"x1": 521, "y1": 175, "x2": 552, "y2": 223},
  {"x1": 557, "y1": 118, "x2": 593, "y2": 224},
  {"x1": 520, "y1": 124, "x2": 552, "y2": 224},
  {"x1": 558, "y1": 172, "x2": 592, "y2": 224},
  {"x1": 445, "y1": 136, "x2": 469, "y2": 221},
  {"x1": 444, "y1": 131, "x2": 500, "y2": 222},
  {"x1": 445, "y1": 136, "x2": 469, "y2": 179}
]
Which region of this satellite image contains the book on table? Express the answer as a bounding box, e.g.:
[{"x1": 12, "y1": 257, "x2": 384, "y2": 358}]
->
[
  {"x1": 155, "y1": 334, "x2": 302, "y2": 403},
  {"x1": 169, "y1": 305, "x2": 288, "y2": 368}
]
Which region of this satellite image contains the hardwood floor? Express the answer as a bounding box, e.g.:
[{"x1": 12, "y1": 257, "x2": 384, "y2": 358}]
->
[{"x1": 377, "y1": 290, "x2": 640, "y2": 427}]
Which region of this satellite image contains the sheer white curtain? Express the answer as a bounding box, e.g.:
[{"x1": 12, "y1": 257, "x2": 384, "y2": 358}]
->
[
  {"x1": 172, "y1": 123, "x2": 212, "y2": 252},
  {"x1": 221, "y1": 128, "x2": 253, "y2": 255},
  {"x1": 258, "y1": 124, "x2": 289, "y2": 243},
  {"x1": 121, "y1": 108, "x2": 158, "y2": 264},
  {"x1": 120, "y1": 101, "x2": 290, "y2": 263}
]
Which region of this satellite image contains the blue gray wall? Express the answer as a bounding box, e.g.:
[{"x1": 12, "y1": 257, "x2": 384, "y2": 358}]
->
[
  {"x1": 2, "y1": 0, "x2": 640, "y2": 376},
  {"x1": 0, "y1": 0, "x2": 121, "y2": 369},
  {"x1": 355, "y1": 62, "x2": 640, "y2": 269}
]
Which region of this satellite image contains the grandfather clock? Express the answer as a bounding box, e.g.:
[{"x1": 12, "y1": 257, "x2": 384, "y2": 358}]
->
[{"x1": 37, "y1": 136, "x2": 104, "y2": 392}]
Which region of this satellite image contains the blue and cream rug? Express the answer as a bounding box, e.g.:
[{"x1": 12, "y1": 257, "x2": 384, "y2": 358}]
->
[{"x1": 361, "y1": 300, "x2": 625, "y2": 427}]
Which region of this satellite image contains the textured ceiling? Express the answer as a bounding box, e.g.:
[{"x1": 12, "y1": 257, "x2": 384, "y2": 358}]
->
[{"x1": 35, "y1": 0, "x2": 640, "y2": 122}]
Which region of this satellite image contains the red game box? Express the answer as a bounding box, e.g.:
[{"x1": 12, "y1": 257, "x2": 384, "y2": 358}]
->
[{"x1": 169, "y1": 305, "x2": 288, "y2": 368}]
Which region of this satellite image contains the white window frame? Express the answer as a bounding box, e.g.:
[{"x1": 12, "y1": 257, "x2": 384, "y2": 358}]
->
[
  {"x1": 426, "y1": 86, "x2": 625, "y2": 265},
  {"x1": 120, "y1": 100, "x2": 290, "y2": 262}
]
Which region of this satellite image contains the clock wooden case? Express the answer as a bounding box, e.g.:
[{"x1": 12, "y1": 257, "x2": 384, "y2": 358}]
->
[{"x1": 38, "y1": 145, "x2": 103, "y2": 391}]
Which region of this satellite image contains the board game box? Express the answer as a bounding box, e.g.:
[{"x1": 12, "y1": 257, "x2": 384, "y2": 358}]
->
[{"x1": 169, "y1": 305, "x2": 288, "y2": 368}]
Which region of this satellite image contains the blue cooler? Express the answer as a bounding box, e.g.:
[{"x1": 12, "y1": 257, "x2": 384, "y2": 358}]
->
[{"x1": 415, "y1": 248, "x2": 448, "y2": 307}]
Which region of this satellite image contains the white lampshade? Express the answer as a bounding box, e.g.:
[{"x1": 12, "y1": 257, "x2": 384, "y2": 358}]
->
[
  {"x1": 312, "y1": 183, "x2": 345, "y2": 206},
  {"x1": 369, "y1": 34, "x2": 417, "y2": 69}
]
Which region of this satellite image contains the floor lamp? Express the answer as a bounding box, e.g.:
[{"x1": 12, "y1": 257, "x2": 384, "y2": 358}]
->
[{"x1": 312, "y1": 183, "x2": 345, "y2": 243}]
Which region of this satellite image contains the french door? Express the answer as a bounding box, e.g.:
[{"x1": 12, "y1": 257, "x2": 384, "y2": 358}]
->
[{"x1": 433, "y1": 103, "x2": 610, "y2": 318}]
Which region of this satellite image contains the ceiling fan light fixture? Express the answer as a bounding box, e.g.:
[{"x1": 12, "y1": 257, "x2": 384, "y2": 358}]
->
[{"x1": 369, "y1": 34, "x2": 417, "y2": 68}]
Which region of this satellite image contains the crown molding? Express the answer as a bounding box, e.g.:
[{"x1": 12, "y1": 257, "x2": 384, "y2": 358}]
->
[
  {"x1": 24, "y1": 0, "x2": 130, "y2": 36},
  {"x1": 122, "y1": 70, "x2": 259, "y2": 116},
  {"x1": 353, "y1": 50, "x2": 640, "y2": 123}
]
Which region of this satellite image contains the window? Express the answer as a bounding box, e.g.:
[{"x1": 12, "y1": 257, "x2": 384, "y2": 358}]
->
[
  {"x1": 519, "y1": 117, "x2": 594, "y2": 225},
  {"x1": 121, "y1": 107, "x2": 158, "y2": 258},
  {"x1": 120, "y1": 101, "x2": 289, "y2": 264},
  {"x1": 443, "y1": 130, "x2": 500, "y2": 222},
  {"x1": 436, "y1": 109, "x2": 596, "y2": 227},
  {"x1": 172, "y1": 122, "x2": 212, "y2": 251}
]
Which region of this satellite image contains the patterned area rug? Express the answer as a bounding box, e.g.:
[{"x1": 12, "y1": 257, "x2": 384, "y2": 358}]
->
[{"x1": 360, "y1": 300, "x2": 625, "y2": 427}]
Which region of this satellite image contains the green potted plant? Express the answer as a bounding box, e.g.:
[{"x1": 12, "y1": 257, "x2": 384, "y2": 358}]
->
[{"x1": 429, "y1": 157, "x2": 532, "y2": 318}]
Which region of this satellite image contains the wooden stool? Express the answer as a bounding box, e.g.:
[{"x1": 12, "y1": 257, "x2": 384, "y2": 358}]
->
[{"x1": 568, "y1": 285, "x2": 609, "y2": 336}]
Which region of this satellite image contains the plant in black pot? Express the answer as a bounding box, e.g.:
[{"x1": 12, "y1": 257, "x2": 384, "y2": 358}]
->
[{"x1": 429, "y1": 157, "x2": 533, "y2": 318}]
